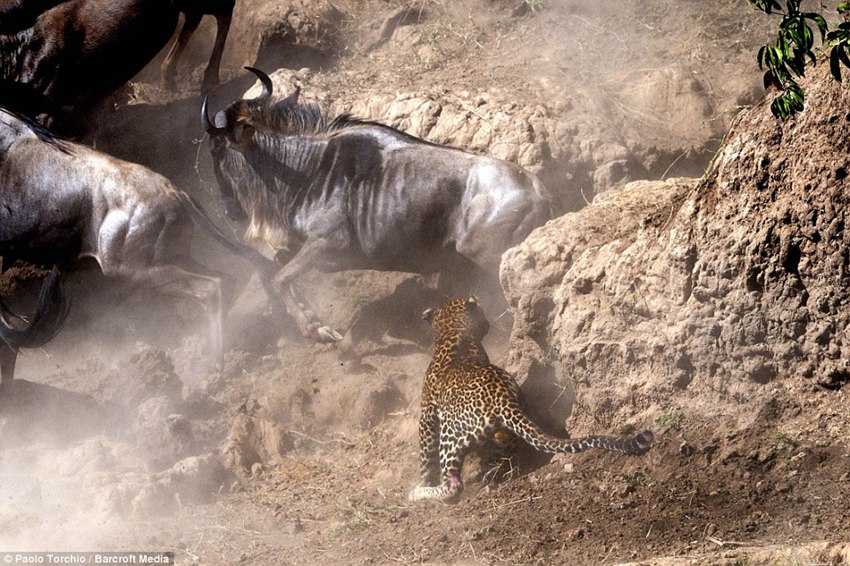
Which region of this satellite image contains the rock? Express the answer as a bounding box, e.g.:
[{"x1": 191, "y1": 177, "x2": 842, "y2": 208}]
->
[
  {"x1": 223, "y1": 0, "x2": 344, "y2": 73},
  {"x1": 115, "y1": 347, "x2": 184, "y2": 410},
  {"x1": 617, "y1": 68, "x2": 722, "y2": 156},
  {"x1": 134, "y1": 410, "x2": 197, "y2": 471},
  {"x1": 163, "y1": 453, "x2": 231, "y2": 505},
  {"x1": 89, "y1": 453, "x2": 232, "y2": 517},
  {"x1": 220, "y1": 409, "x2": 294, "y2": 476},
  {"x1": 351, "y1": 376, "x2": 406, "y2": 429},
  {"x1": 501, "y1": 61, "x2": 850, "y2": 433}
]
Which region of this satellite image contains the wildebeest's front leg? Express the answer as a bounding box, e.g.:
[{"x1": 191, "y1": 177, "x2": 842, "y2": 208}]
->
[{"x1": 271, "y1": 238, "x2": 344, "y2": 343}]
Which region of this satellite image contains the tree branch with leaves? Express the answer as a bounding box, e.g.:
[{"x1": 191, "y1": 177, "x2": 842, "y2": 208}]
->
[{"x1": 749, "y1": 0, "x2": 850, "y2": 119}]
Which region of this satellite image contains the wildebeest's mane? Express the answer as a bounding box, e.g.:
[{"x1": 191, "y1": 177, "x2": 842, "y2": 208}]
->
[
  {"x1": 0, "y1": 105, "x2": 71, "y2": 153},
  {"x1": 0, "y1": 0, "x2": 67, "y2": 33},
  {"x1": 244, "y1": 99, "x2": 446, "y2": 148}
]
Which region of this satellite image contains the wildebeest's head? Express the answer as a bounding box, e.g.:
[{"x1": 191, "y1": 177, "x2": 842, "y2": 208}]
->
[{"x1": 201, "y1": 67, "x2": 302, "y2": 224}]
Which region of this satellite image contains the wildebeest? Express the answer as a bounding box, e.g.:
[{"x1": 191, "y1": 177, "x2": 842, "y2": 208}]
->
[
  {"x1": 0, "y1": 106, "x2": 275, "y2": 370},
  {"x1": 0, "y1": 0, "x2": 234, "y2": 114},
  {"x1": 202, "y1": 67, "x2": 555, "y2": 342},
  {"x1": 0, "y1": 267, "x2": 68, "y2": 383}
]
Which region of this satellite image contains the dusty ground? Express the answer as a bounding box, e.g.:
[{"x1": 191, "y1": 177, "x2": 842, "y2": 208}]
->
[{"x1": 2, "y1": 1, "x2": 850, "y2": 565}]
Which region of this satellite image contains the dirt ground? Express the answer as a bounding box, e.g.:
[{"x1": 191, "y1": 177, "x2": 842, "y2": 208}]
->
[{"x1": 2, "y1": 1, "x2": 850, "y2": 565}]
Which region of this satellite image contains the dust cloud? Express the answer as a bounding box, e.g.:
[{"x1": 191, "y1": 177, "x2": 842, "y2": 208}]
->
[{"x1": 0, "y1": 271, "x2": 231, "y2": 552}]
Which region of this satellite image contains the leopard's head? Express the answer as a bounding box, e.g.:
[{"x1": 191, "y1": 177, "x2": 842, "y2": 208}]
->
[{"x1": 422, "y1": 296, "x2": 490, "y2": 345}]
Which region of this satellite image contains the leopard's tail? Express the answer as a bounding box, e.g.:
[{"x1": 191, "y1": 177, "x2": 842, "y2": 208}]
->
[{"x1": 502, "y1": 409, "x2": 654, "y2": 456}]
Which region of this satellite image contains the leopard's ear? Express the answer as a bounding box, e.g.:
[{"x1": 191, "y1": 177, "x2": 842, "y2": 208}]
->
[
  {"x1": 422, "y1": 307, "x2": 434, "y2": 322},
  {"x1": 465, "y1": 296, "x2": 479, "y2": 309}
]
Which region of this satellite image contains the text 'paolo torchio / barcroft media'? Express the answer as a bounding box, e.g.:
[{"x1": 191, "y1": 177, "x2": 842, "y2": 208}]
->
[{"x1": 0, "y1": 553, "x2": 174, "y2": 565}]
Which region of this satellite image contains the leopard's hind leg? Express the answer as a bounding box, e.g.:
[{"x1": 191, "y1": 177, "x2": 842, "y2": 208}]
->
[
  {"x1": 409, "y1": 423, "x2": 472, "y2": 503},
  {"x1": 415, "y1": 404, "x2": 441, "y2": 487}
]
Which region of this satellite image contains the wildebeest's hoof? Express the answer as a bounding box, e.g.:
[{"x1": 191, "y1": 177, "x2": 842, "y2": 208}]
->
[{"x1": 317, "y1": 326, "x2": 343, "y2": 343}]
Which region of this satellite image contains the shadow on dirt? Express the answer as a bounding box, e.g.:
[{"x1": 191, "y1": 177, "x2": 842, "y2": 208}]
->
[{"x1": 0, "y1": 380, "x2": 121, "y2": 449}]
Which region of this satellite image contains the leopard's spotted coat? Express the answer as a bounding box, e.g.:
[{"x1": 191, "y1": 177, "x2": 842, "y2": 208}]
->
[{"x1": 409, "y1": 297, "x2": 654, "y2": 503}]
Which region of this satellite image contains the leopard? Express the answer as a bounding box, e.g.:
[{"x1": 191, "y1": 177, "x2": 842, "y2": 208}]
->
[{"x1": 408, "y1": 296, "x2": 654, "y2": 503}]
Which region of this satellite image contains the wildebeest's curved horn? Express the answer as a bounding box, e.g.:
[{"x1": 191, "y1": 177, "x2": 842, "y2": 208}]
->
[
  {"x1": 244, "y1": 66, "x2": 273, "y2": 101},
  {"x1": 201, "y1": 96, "x2": 226, "y2": 135}
]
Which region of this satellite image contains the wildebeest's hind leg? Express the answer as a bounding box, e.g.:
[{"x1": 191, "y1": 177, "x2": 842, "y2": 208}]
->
[
  {"x1": 270, "y1": 238, "x2": 344, "y2": 343},
  {"x1": 179, "y1": 255, "x2": 239, "y2": 312},
  {"x1": 106, "y1": 265, "x2": 224, "y2": 369},
  {"x1": 0, "y1": 343, "x2": 17, "y2": 384},
  {"x1": 201, "y1": 11, "x2": 233, "y2": 94},
  {"x1": 160, "y1": 12, "x2": 202, "y2": 91},
  {"x1": 161, "y1": 3, "x2": 233, "y2": 93}
]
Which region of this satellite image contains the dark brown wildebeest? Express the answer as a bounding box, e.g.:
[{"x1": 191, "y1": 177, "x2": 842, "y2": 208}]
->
[
  {"x1": 0, "y1": 267, "x2": 69, "y2": 383},
  {"x1": 0, "y1": 106, "x2": 276, "y2": 372},
  {"x1": 202, "y1": 68, "x2": 555, "y2": 343},
  {"x1": 0, "y1": 0, "x2": 234, "y2": 113}
]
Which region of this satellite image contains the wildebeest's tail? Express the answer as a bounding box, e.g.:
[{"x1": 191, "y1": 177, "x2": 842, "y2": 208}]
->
[
  {"x1": 0, "y1": 267, "x2": 69, "y2": 350},
  {"x1": 173, "y1": 191, "x2": 280, "y2": 295},
  {"x1": 503, "y1": 407, "x2": 654, "y2": 456},
  {"x1": 0, "y1": 87, "x2": 68, "y2": 153}
]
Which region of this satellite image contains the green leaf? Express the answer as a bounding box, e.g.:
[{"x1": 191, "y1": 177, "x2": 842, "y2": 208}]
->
[
  {"x1": 754, "y1": 0, "x2": 773, "y2": 14},
  {"x1": 796, "y1": 15, "x2": 808, "y2": 47},
  {"x1": 838, "y1": 45, "x2": 850, "y2": 69},
  {"x1": 830, "y1": 47, "x2": 843, "y2": 82},
  {"x1": 784, "y1": 26, "x2": 800, "y2": 52},
  {"x1": 770, "y1": 97, "x2": 788, "y2": 120},
  {"x1": 788, "y1": 53, "x2": 805, "y2": 76},
  {"x1": 764, "y1": 45, "x2": 778, "y2": 68},
  {"x1": 784, "y1": 0, "x2": 800, "y2": 16},
  {"x1": 787, "y1": 83, "x2": 804, "y2": 102},
  {"x1": 805, "y1": 48, "x2": 816, "y2": 65},
  {"x1": 804, "y1": 13, "x2": 828, "y2": 40},
  {"x1": 759, "y1": 0, "x2": 782, "y2": 14},
  {"x1": 838, "y1": 2, "x2": 850, "y2": 14},
  {"x1": 825, "y1": 28, "x2": 849, "y2": 44},
  {"x1": 764, "y1": 70, "x2": 776, "y2": 89},
  {"x1": 770, "y1": 83, "x2": 805, "y2": 121},
  {"x1": 778, "y1": 33, "x2": 792, "y2": 60},
  {"x1": 802, "y1": 20, "x2": 814, "y2": 50}
]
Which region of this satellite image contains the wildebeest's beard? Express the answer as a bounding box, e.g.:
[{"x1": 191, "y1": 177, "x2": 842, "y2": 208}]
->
[
  {"x1": 220, "y1": 129, "x2": 329, "y2": 250},
  {"x1": 210, "y1": 145, "x2": 248, "y2": 222},
  {"x1": 0, "y1": 32, "x2": 30, "y2": 81}
]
